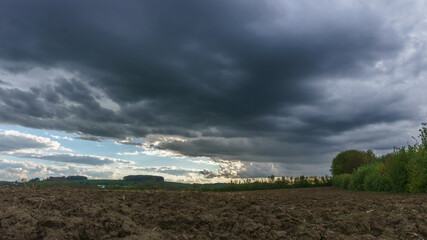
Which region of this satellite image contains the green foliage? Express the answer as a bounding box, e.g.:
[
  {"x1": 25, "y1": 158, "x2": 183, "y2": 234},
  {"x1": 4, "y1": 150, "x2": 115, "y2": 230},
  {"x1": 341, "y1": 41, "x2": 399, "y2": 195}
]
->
[
  {"x1": 332, "y1": 174, "x2": 351, "y2": 190},
  {"x1": 385, "y1": 148, "x2": 409, "y2": 193},
  {"x1": 407, "y1": 160, "x2": 427, "y2": 193},
  {"x1": 332, "y1": 123, "x2": 427, "y2": 193},
  {"x1": 408, "y1": 123, "x2": 427, "y2": 193},
  {"x1": 348, "y1": 164, "x2": 377, "y2": 191},
  {"x1": 331, "y1": 150, "x2": 377, "y2": 176},
  {"x1": 364, "y1": 172, "x2": 392, "y2": 192},
  {"x1": 334, "y1": 163, "x2": 392, "y2": 192},
  {"x1": 363, "y1": 163, "x2": 392, "y2": 192},
  {"x1": 406, "y1": 146, "x2": 427, "y2": 193},
  {"x1": 420, "y1": 122, "x2": 427, "y2": 149},
  {"x1": 385, "y1": 123, "x2": 427, "y2": 193}
]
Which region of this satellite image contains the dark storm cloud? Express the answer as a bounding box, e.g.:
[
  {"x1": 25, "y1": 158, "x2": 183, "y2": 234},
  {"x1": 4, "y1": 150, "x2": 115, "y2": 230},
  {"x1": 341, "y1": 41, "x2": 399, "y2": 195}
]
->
[
  {"x1": 129, "y1": 166, "x2": 203, "y2": 176},
  {"x1": 0, "y1": 80, "x2": 127, "y2": 138},
  {"x1": 158, "y1": 137, "x2": 328, "y2": 163},
  {"x1": 75, "y1": 136, "x2": 103, "y2": 142},
  {"x1": 0, "y1": 0, "x2": 424, "y2": 172},
  {"x1": 0, "y1": 79, "x2": 11, "y2": 86}
]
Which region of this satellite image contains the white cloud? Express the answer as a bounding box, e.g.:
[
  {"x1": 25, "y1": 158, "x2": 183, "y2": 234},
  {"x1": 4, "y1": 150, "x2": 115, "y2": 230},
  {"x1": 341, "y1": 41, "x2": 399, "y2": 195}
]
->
[
  {"x1": 58, "y1": 146, "x2": 73, "y2": 152},
  {"x1": 50, "y1": 135, "x2": 74, "y2": 141},
  {"x1": 140, "y1": 149, "x2": 185, "y2": 158},
  {"x1": 0, "y1": 159, "x2": 211, "y2": 183},
  {"x1": 117, "y1": 151, "x2": 140, "y2": 156},
  {"x1": 0, "y1": 159, "x2": 117, "y2": 181},
  {"x1": 0, "y1": 130, "x2": 61, "y2": 152},
  {"x1": 189, "y1": 158, "x2": 218, "y2": 165},
  {"x1": 0, "y1": 130, "x2": 133, "y2": 175},
  {"x1": 116, "y1": 149, "x2": 185, "y2": 158}
]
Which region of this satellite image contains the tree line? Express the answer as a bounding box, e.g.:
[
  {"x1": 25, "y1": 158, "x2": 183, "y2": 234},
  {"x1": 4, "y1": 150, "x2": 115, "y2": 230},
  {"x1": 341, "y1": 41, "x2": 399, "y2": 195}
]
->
[{"x1": 331, "y1": 123, "x2": 427, "y2": 193}]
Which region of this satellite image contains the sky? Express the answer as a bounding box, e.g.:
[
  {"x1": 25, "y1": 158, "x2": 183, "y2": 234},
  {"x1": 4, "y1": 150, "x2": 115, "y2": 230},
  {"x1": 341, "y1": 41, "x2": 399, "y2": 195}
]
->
[{"x1": 0, "y1": 0, "x2": 426, "y2": 182}]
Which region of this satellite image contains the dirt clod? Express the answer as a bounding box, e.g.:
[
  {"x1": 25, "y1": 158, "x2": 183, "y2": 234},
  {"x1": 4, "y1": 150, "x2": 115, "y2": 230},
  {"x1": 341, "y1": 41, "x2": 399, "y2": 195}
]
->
[{"x1": 0, "y1": 186, "x2": 426, "y2": 239}]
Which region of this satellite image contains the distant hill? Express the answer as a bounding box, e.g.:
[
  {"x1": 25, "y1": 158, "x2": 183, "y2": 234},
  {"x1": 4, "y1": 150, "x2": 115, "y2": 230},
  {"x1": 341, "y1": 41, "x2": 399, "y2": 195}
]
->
[
  {"x1": 123, "y1": 175, "x2": 164, "y2": 182},
  {"x1": 46, "y1": 175, "x2": 88, "y2": 181}
]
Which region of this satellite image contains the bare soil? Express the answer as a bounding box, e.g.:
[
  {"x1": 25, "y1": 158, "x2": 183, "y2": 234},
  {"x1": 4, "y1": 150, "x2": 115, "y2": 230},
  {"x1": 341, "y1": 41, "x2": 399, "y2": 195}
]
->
[{"x1": 0, "y1": 186, "x2": 426, "y2": 240}]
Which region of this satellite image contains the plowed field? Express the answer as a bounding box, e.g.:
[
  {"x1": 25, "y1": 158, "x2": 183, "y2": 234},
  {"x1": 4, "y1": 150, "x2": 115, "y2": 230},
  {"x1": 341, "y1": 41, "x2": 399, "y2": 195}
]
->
[{"x1": 0, "y1": 186, "x2": 426, "y2": 239}]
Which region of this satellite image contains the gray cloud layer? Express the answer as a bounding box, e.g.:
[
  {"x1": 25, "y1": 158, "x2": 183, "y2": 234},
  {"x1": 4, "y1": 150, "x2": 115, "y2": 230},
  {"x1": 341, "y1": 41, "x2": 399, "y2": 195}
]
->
[
  {"x1": 11, "y1": 152, "x2": 132, "y2": 166},
  {"x1": 0, "y1": 1, "x2": 426, "y2": 176}
]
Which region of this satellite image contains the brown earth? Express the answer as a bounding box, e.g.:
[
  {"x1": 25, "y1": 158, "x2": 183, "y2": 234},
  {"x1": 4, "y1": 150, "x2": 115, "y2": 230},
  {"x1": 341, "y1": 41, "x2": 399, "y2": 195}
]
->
[{"x1": 0, "y1": 186, "x2": 426, "y2": 240}]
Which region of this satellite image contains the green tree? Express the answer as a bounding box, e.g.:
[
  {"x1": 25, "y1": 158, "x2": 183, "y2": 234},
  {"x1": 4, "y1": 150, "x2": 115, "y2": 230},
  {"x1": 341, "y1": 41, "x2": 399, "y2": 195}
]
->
[{"x1": 330, "y1": 150, "x2": 377, "y2": 176}]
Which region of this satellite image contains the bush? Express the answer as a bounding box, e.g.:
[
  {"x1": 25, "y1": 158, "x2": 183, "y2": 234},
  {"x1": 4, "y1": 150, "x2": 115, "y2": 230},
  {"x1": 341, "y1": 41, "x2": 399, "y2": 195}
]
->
[
  {"x1": 363, "y1": 163, "x2": 392, "y2": 192},
  {"x1": 407, "y1": 146, "x2": 427, "y2": 193},
  {"x1": 406, "y1": 124, "x2": 427, "y2": 193},
  {"x1": 384, "y1": 148, "x2": 409, "y2": 193},
  {"x1": 333, "y1": 174, "x2": 352, "y2": 190},
  {"x1": 348, "y1": 164, "x2": 376, "y2": 191},
  {"x1": 364, "y1": 173, "x2": 392, "y2": 192}
]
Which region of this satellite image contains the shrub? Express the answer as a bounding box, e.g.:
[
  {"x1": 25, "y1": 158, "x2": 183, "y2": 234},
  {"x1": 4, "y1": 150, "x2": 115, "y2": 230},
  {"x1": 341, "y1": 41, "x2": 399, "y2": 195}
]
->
[
  {"x1": 384, "y1": 148, "x2": 410, "y2": 193},
  {"x1": 384, "y1": 124, "x2": 427, "y2": 193},
  {"x1": 348, "y1": 164, "x2": 376, "y2": 191},
  {"x1": 363, "y1": 163, "x2": 392, "y2": 192},
  {"x1": 364, "y1": 173, "x2": 392, "y2": 192},
  {"x1": 407, "y1": 145, "x2": 427, "y2": 193},
  {"x1": 406, "y1": 124, "x2": 427, "y2": 193},
  {"x1": 332, "y1": 174, "x2": 352, "y2": 190}
]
